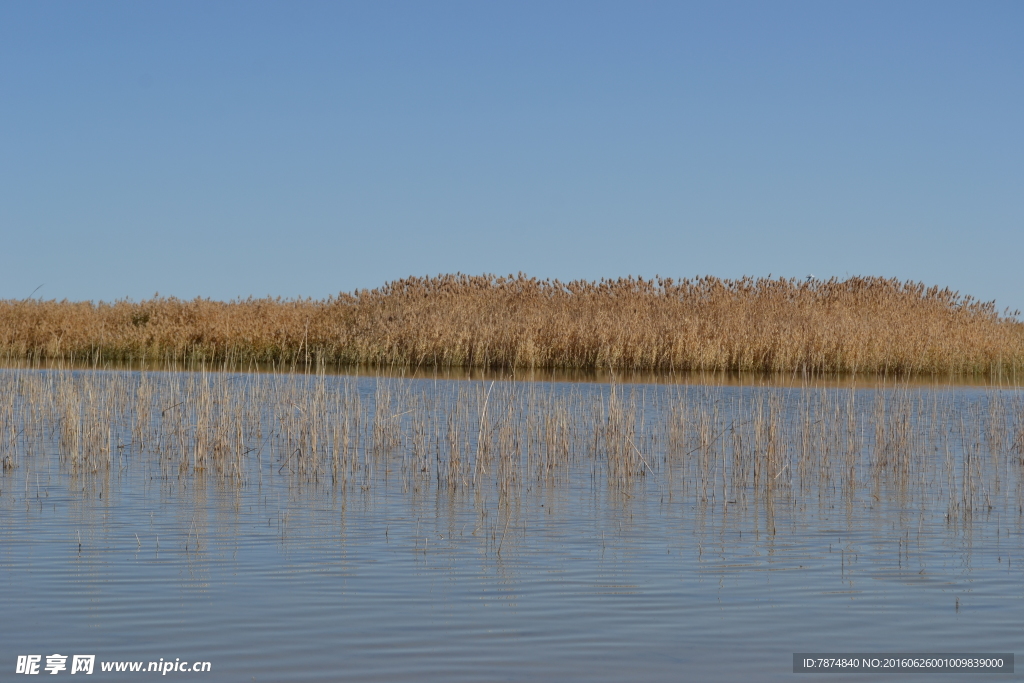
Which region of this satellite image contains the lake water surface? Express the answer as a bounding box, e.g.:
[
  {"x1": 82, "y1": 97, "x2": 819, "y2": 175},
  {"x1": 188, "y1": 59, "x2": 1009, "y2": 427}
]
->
[{"x1": 1, "y1": 370, "x2": 1021, "y2": 681}]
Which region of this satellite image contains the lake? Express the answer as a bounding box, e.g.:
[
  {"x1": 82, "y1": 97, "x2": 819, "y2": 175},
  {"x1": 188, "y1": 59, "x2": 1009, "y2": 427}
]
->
[{"x1": 1, "y1": 369, "x2": 1020, "y2": 680}]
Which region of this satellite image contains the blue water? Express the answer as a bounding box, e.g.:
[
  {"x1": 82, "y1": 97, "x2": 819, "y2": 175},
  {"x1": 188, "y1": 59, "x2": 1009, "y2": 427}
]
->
[{"x1": 1, "y1": 371, "x2": 1020, "y2": 681}]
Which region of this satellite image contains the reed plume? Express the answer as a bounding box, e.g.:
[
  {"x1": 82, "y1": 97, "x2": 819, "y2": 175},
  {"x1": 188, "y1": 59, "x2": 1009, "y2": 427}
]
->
[{"x1": 2, "y1": 274, "x2": 1021, "y2": 375}]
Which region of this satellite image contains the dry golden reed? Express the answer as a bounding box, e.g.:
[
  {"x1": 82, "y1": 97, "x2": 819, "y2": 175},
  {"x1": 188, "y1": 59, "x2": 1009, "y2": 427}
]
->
[
  {"x1": 3, "y1": 370, "x2": 1022, "y2": 521},
  {"x1": 2, "y1": 274, "x2": 1022, "y2": 375}
]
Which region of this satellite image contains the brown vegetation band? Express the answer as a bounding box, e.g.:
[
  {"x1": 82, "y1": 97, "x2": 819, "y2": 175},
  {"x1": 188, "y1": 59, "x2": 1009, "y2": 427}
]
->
[{"x1": 2, "y1": 274, "x2": 1022, "y2": 374}]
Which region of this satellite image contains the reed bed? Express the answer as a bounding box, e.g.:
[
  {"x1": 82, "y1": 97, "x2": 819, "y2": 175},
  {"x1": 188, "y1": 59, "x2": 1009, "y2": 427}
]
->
[
  {"x1": 2, "y1": 368, "x2": 1022, "y2": 523},
  {"x1": 3, "y1": 275, "x2": 1023, "y2": 375}
]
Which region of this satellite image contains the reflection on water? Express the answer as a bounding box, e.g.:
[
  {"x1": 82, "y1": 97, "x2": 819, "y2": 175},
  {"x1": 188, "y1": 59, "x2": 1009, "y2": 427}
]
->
[
  {"x1": 3, "y1": 356, "x2": 1022, "y2": 388},
  {"x1": 0, "y1": 369, "x2": 1021, "y2": 681}
]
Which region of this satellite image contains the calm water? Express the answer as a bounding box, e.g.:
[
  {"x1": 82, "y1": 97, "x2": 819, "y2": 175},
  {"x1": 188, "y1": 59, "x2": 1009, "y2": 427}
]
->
[{"x1": 1, "y1": 371, "x2": 1021, "y2": 681}]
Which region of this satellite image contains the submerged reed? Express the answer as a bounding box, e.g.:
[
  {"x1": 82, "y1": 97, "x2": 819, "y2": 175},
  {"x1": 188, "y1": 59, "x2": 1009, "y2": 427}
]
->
[
  {"x1": 2, "y1": 274, "x2": 1022, "y2": 375},
  {"x1": 2, "y1": 368, "x2": 1022, "y2": 524}
]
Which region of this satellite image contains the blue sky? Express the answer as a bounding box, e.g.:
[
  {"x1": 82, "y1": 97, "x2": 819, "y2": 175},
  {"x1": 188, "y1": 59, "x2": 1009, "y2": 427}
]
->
[{"x1": 2, "y1": 1, "x2": 1022, "y2": 314}]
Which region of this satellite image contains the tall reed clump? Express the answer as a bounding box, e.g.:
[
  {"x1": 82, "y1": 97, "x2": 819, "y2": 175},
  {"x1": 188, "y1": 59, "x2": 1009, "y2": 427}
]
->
[{"x1": 2, "y1": 274, "x2": 1023, "y2": 375}]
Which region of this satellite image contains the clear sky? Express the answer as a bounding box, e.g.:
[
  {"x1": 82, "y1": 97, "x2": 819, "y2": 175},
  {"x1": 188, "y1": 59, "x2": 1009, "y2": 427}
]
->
[{"x1": 2, "y1": 1, "x2": 1022, "y2": 314}]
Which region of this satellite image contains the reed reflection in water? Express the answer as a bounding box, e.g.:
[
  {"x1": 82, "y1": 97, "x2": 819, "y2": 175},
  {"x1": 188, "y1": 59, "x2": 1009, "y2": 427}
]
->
[{"x1": 0, "y1": 369, "x2": 1021, "y2": 681}]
